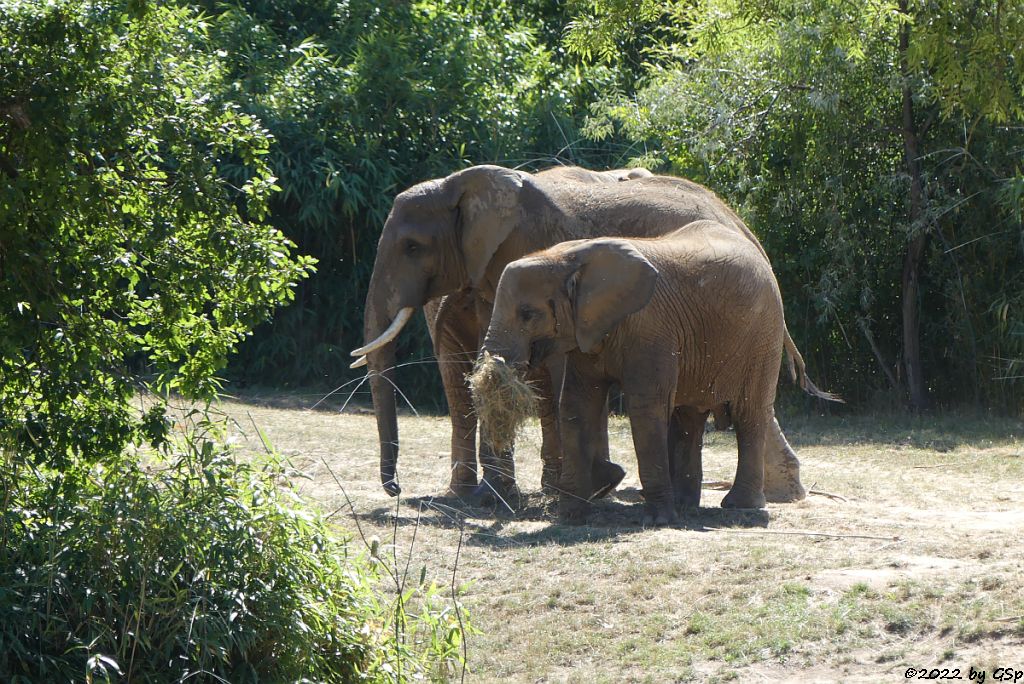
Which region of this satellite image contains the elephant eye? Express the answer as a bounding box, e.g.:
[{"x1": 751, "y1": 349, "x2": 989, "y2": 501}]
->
[
  {"x1": 403, "y1": 239, "x2": 425, "y2": 256},
  {"x1": 518, "y1": 305, "x2": 535, "y2": 323}
]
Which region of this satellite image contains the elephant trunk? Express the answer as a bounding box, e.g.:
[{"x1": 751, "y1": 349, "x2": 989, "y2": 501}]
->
[
  {"x1": 369, "y1": 367, "x2": 401, "y2": 496},
  {"x1": 359, "y1": 283, "x2": 405, "y2": 497},
  {"x1": 481, "y1": 325, "x2": 528, "y2": 371}
]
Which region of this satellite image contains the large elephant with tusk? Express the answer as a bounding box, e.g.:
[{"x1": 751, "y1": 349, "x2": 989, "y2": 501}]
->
[{"x1": 351, "y1": 164, "x2": 832, "y2": 501}]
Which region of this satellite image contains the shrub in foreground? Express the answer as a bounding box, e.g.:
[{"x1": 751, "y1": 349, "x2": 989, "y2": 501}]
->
[{"x1": 0, "y1": 419, "x2": 467, "y2": 682}]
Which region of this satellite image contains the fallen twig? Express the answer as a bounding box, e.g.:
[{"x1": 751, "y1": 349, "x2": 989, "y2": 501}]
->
[
  {"x1": 702, "y1": 528, "x2": 900, "y2": 541},
  {"x1": 808, "y1": 488, "x2": 848, "y2": 502},
  {"x1": 451, "y1": 518, "x2": 468, "y2": 684},
  {"x1": 702, "y1": 480, "x2": 848, "y2": 502}
]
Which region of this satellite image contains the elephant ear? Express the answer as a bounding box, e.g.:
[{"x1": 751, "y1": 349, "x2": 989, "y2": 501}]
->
[
  {"x1": 569, "y1": 239, "x2": 659, "y2": 354},
  {"x1": 444, "y1": 165, "x2": 525, "y2": 287}
]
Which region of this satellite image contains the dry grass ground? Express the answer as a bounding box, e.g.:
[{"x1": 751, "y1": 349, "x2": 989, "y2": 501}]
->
[{"x1": 217, "y1": 391, "x2": 1024, "y2": 683}]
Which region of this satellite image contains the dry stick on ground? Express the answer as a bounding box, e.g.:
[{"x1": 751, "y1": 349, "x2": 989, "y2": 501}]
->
[
  {"x1": 703, "y1": 528, "x2": 901, "y2": 541},
  {"x1": 451, "y1": 517, "x2": 468, "y2": 684},
  {"x1": 701, "y1": 479, "x2": 849, "y2": 502},
  {"x1": 807, "y1": 489, "x2": 849, "y2": 502}
]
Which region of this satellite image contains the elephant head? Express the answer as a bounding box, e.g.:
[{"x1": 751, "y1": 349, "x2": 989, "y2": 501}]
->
[
  {"x1": 352, "y1": 165, "x2": 527, "y2": 496},
  {"x1": 482, "y1": 238, "x2": 660, "y2": 369}
]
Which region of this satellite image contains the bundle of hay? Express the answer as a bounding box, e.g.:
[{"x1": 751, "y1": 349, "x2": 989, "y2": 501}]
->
[{"x1": 467, "y1": 352, "x2": 537, "y2": 451}]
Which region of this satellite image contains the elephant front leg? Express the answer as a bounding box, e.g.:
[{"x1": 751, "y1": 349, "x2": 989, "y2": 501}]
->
[
  {"x1": 535, "y1": 359, "x2": 624, "y2": 499},
  {"x1": 556, "y1": 354, "x2": 610, "y2": 524},
  {"x1": 446, "y1": 401, "x2": 479, "y2": 497},
  {"x1": 436, "y1": 347, "x2": 478, "y2": 496},
  {"x1": 762, "y1": 412, "x2": 807, "y2": 503},
  {"x1": 476, "y1": 440, "x2": 520, "y2": 509},
  {"x1": 627, "y1": 395, "x2": 678, "y2": 526},
  {"x1": 432, "y1": 291, "x2": 482, "y2": 496},
  {"x1": 534, "y1": 358, "x2": 564, "y2": 494},
  {"x1": 669, "y1": 406, "x2": 707, "y2": 511}
]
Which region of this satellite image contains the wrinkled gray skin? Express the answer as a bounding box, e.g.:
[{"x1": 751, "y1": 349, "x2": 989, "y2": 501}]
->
[
  {"x1": 354, "y1": 165, "x2": 815, "y2": 501},
  {"x1": 482, "y1": 221, "x2": 812, "y2": 525},
  {"x1": 356, "y1": 165, "x2": 648, "y2": 499}
]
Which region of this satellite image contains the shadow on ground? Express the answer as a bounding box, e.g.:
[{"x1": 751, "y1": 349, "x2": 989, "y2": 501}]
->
[{"x1": 354, "y1": 486, "x2": 769, "y2": 548}]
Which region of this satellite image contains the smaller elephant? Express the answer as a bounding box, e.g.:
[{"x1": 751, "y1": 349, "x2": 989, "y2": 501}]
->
[{"x1": 481, "y1": 220, "x2": 810, "y2": 524}]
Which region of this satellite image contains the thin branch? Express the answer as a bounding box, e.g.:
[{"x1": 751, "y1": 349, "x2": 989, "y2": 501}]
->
[
  {"x1": 859, "y1": 319, "x2": 899, "y2": 390},
  {"x1": 452, "y1": 518, "x2": 468, "y2": 684},
  {"x1": 704, "y1": 528, "x2": 900, "y2": 541}
]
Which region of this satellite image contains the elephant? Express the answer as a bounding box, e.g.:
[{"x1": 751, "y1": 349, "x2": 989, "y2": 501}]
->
[
  {"x1": 480, "y1": 220, "x2": 824, "y2": 524},
  {"x1": 350, "y1": 164, "x2": 831, "y2": 502},
  {"x1": 534, "y1": 165, "x2": 653, "y2": 184}
]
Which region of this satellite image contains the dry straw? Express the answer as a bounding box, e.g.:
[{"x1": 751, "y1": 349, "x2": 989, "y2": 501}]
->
[{"x1": 467, "y1": 352, "x2": 537, "y2": 451}]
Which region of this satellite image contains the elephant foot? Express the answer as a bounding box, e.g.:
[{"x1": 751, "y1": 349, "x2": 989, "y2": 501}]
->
[
  {"x1": 446, "y1": 461, "x2": 478, "y2": 497},
  {"x1": 763, "y1": 479, "x2": 806, "y2": 503},
  {"x1": 763, "y1": 418, "x2": 808, "y2": 503},
  {"x1": 763, "y1": 454, "x2": 807, "y2": 503},
  {"x1": 589, "y1": 460, "x2": 626, "y2": 500},
  {"x1": 721, "y1": 486, "x2": 766, "y2": 510},
  {"x1": 558, "y1": 496, "x2": 591, "y2": 525},
  {"x1": 446, "y1": 478, "x2": 479, "y2": 498},
  {"x1": 641, "y1": 502, "x2": 678, "y2": 527},
  {"x1": 541, "y1": 464, "x2": 562, "y2": 495},
  {"x1": 673, "y1": 476, "x2": 702, "y2": 511},
  {"x1": 470, "y1": 478, "x2": 522, "y2": 510}
]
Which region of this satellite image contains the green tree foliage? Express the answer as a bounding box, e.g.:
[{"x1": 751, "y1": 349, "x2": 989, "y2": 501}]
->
[
  {"x1": 0, "y1": 2, "x2": 472, "y2": 680},
  {"x1": 0, "y1": 0, "x2": 314, "y2": 464},
  {"x1": 570, "y1": 0, "x2": 1024, "y2": 412},
  {"x1": 200, "y1": 0, "x2": 631, "y2": 396}
]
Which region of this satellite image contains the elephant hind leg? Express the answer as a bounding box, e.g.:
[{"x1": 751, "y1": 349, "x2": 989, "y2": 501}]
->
[
  {"x1": 589, "y1": 399, "x2": 625, "y2": 499},
  {"x1": 763, "y1": 413, "x2": 807, "y2": 503},
  {"x1": 721, "y1": 407, "x2": 768, "y2": 510}
]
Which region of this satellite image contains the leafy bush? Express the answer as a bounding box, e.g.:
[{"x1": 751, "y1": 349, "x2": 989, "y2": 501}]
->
[
  {"x1": 0, "y1": 412, "x2": 469, "y2": 682},
  {"x1": 1, "y1": 3, "x2": 467, "y2": 680}
]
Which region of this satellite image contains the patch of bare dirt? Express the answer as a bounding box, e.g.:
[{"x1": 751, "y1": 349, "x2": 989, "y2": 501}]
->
[
  {"x1": 812, "y1": 555, "x2": 969, "y2": 592},
  {"x1": 217, "y1": 402, "x2": 1024, "y2": 684}
]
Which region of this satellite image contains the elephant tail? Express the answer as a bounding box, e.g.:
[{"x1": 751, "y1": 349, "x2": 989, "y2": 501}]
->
[{"x1": 783, "y1": 330, "x2": 844, "y2": 403}]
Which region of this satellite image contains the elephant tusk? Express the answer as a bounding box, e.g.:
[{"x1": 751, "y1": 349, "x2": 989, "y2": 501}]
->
[
  {"x1": 351, "y1": 307, "x2": 414, "y2": 357},
  {"x1": 350, "y1": 355, "x2": 368, "y2": 369}
]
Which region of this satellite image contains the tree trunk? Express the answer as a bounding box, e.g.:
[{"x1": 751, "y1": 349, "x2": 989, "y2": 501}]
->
[{"x1": 898, "y1": 1, "x2": 930, "y2": 411}]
